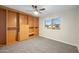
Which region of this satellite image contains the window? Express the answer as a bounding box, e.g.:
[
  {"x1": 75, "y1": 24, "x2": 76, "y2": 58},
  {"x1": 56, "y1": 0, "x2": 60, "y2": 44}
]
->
[{"x1": 45, "y1": 17, "x2": 61, "y2": 30}]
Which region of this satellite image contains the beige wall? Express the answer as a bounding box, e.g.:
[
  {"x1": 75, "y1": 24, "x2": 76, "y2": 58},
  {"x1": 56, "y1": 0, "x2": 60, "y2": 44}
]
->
[{"x1": 39, "y1": 8, "x2": 78, "y2": 48}]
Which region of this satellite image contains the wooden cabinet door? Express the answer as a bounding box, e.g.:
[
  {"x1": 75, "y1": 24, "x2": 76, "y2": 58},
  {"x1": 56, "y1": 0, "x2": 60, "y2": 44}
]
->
[
  {"x1": 19, "y1": 25, "x2": 29, "y2": 41},
  {"x1": 0, "y1": 8, "x2": 6, "y2": 45},
  {"x1": 34, "y1": 17, "x2": 39, "y2": 27},
  {"x1": 28, "y1": 16, "x2": 34, "y2": 27},
  {"x1": 34, "y1": 17, "x2": 39, "y2": 36},
  {"x1": 34, "y1": 28, "x2": 39, "y2": 35},
  {"x1": 18, "y1": 14, "x2": 29, "y2": 41},
  {"x1": 6, "y1": 11, "x2": 17, "y2": 45}
]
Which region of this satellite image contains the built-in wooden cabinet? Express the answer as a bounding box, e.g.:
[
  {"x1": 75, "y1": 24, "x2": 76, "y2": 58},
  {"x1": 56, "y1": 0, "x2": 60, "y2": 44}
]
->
[{"x1": 0, "y1": 6, "x2": 39, "y2": 45}]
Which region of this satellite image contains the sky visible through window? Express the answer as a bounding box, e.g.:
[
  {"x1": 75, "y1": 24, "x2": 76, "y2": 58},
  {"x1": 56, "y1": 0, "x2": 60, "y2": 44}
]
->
[
  {"x1": 45, "y1": 17, "x2": 61, "y2": 25},
  {"x1": 52, "y1": 17, "x2": 61, "y2": 24}
]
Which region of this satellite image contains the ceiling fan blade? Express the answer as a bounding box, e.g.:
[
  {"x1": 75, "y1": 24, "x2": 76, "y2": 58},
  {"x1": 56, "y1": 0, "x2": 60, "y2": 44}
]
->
[
  {"x1": 39, "y1": 10, "x2": 48, "y2": 15},
  {"x1": 39, "y1": 8, "x2": 45, "y2": 11}
]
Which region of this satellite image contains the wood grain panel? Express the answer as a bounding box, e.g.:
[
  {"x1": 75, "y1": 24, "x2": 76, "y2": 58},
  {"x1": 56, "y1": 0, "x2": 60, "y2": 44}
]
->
[
  {"x1": 19, "y1": 25, "x2": 29, "y2": 41},
  {"x1": 34, "y1": 17, "x2": 39, "y2": 36},
  {"x1": 18, "y1": 14, "x2": 29, "y2": 41},
  {"x1": 8, "y1": 27, "x2": 17, "y2": 30},
  {"x1": 19, "y1": 14, "x2": 28, "y2": 25},
  {"x1": 6, "y1": 10, "x2": 17, "y2": 45},
  {"x1": 6, "y1": 30, "x2": 16, "y2": 45},
  {"x1": 34, "y1": 17, "x2": 39, "y2": 27},
  {"x1": 34, "y1": 28, "x2": 39, "y2": 36},
  {"x1": 28, "y1": 16, "x2": 34, "y2": 27},
  {"x1": 0, "y1": 8, "x2": 6, "y2": 44},
  {"x1": 7, "y1": 11, "x2": 17, "y2": 27}
]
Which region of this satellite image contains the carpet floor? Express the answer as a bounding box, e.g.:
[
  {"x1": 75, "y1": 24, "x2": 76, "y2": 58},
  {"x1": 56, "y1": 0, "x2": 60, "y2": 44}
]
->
[{"x1": 0, "y1": 36, "x2": 78, "y2": 53}]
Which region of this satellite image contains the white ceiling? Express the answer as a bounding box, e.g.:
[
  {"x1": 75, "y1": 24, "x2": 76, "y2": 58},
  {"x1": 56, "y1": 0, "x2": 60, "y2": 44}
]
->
[{"x1": 5, "y1": 5, "x2": 77, "y2": 17}]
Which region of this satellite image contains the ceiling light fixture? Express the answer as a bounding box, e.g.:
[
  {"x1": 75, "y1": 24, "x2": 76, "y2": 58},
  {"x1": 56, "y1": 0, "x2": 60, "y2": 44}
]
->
[{"x1": 33, "y1": 11, "x2": 39, "y2": 15}]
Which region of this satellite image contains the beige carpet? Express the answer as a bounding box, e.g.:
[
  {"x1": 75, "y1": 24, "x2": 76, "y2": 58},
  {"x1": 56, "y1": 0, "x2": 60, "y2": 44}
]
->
[{"x1": 0, "y1": 36, "x2": 78, "y2": 53}]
